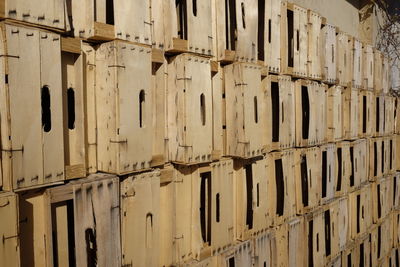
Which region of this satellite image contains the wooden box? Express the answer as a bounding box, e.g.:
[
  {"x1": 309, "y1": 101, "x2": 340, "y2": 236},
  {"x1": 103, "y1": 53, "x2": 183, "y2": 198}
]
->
[
  {"x1": 342, "y1": 87, "x2": 359, "y2": 140},
  {"x1": 349, "y1": 184, "x2": 372, "y2": 239},
  {"x1": 0, "y1": 23, "x2": 64, "y2": 191},
  {"x1": 61, "y1": 42, "x2": 86, "y2": 180},
  {"x1": 211, "y1": 63, "x2": 223, "y2": 160},
  {"x1": 19, "y1": 173, "x2": 121, "y2": 267},
  {"x1": 335, "y1": 141, "x2": 352, "y2": 196},
  {"x1": 328, "y1": 197, "x2": 349, "y2": 256},
  {"x1": 350, "y1": 139, "x2": 369, "y2": 189},
  {"x1": 81, "y1": 42, "x2": 97, "y2": 174},
  {"x1": 370, "y1": 217, "x2": 393, "y2": 265},
  {"x1": 374, "y1": 50, "x2": 391, "y2": 94},
  {"x1": 337, "y1": 32, "x2": 352, "y2": 87},
  {"x1": 357, "y1": 234, "x2": 372, "y2": 267},
  {"x1": 294, "y1": 147, "x2": 322, "y2": 215},
  {"x1": 351, "y1": 38, "x2": 363, "y2": 89},
  {"x1": 321, "y1": 23, "x2": 338, "y2": 84},
  {"x1": 373, "y1": 94, "x2": 386, "y2": 137},
  {"x1": 264, "y1": 75, "x2": 295, "y2": 151},
  {"x1": 393, "y1": 173, "x2": 400, "y2": 210},
  {"x1": 372, "y1": 177, "x2": 393, "y2": 224},
  {"x1": 156, "y1": 0, "x2": 213, "y2": 56},
  {"x1": 368, "y1": 137, "x2": 385, "y2": 181},
  {"x1": 392, "y1": 210, "x2": 400, "y2": 248},
  {"x1": 382, "y1": 54, "x2": 391, "y2": 94},
  {"x1": 384, "y1": 95, "x2": 396, "y2": 136},
  {"x1": 253, "y1": 230, "x2": 277, "y2": 267},
  {"x1": 217, "y1": 240, "x2": 253, "y2": 267},
  {"x1": 362, "y1": 44, "x2": 374, "y2": 90},
  {"x1": 167, "y1": 53, "x2": 213, "y2": 164},
  {"x1": 287, "y1": 217, "x2": 307, "y2": 267},
  {"x1": 120, "y1": 170, "x2": 160, "y2": 267},
  {"x1": 0, "y1": 192, "x2": 20, "y2": 267},
  {"x1": 96, "y1": 41, "x2": 153, "y2": 174},
  {"x1": 341, "y1": 243, "x2": 360, "y2": 267},
  {"x1": 294, "y1": 80, "x2": 327, "y2": 147},
  {"x1": 307, "y1": 10, "x2": 323, "y2": 80},
  {"x1": 1, "y1": 0, "x2": 69, "y2": 31},
  {"x1": 72, "y1": 0, "x2": 151, "y2": 43},
  {"x1": 305, "y1": 210, "x2": 326, "y2": 267},
  {"x1": 281, "y1": 3, "x2": 308, "y2": 77},
  {"x1": 326, "y1": 85, "x2": 343, "y2": 142},
  {"x1": 224, "y1": 63, "x2": 266, "y2": 158},
  {"x1": 320, "y1": 143, "x2": 337, "y2": 204},
  {"x1": 358, "y1": 90, "x2": 374, "y2": 138},
  {"x1": 258, "y1": 0, "x2": 282, "y2": 73},
  {"x1": 215, "y1": 0, "x2": 258, "y2": 62}
]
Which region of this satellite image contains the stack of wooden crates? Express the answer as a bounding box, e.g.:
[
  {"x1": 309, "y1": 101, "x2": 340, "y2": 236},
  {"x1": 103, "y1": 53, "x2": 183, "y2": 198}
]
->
[{"x1": 0, "y1": 0, "x2": 399, "y2": 266}]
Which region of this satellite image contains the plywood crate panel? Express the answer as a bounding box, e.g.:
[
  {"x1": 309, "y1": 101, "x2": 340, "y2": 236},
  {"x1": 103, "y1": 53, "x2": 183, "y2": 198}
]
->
[
  {"x1": 294, "y1": 80, "x2": 327, "y2": 147},
  {"x1": 341, "y1": 242, "x2": 360, "y2": 267},
  {"x1": 392, "y1": 210, "x2": 400, "y2": 247},
  {"x1": 335, "y1": 141, "x2": 352, "y2": 197},
  {"x1": 160, "y1": 0, "x2": 213, "y2": 56},
  {"x1": 0, "y1": 23, "x2": 64, "y2": 191},
  {"x1": 374, "y1": 49, "x2": 383, "y2": 93},
  {"x1": 382, "y1": 54, "x2": 391, "y2": 94},
  {"x1": 304, "y1": 210, "x2": 326, "y2": 267},
  {"x1": 217, "y1": 240, "x2": 253, "y2": 267},
  {"x1": 373, "y1": 94, "x2": 386, "y2": 137},
  {"x1": 61, "y1": 47, "x2": 86, "y2": 180},
  {"x1": 167, "y1": 53, "x2": 213, "y2": 164},
  {"x1": 348, "y1": 184, "x2": 372, "y2": 240},
  {"x1": 96, "y1": 41, "x2": 153, "y2": 174},
  {"x1": 362, "y1": 44, "x2": 374, "y2": 90},
  {"x1": 294, "y1": 147, "x2": 322, "y2": 215},
  {"x1": 372, "y1": 177, "x2": 393, "y2": 224},
  {"x1": 0, "y1": 192, "x2": 20, "y2": 267},
  {"x1": 337, "y1": 32, "x2": 352, "y2": 87},
  {"x1": 351, "y1": 38, "x2": 363, "y2": 89},
  {"x1": 121, "y1": 170, "x2": 160, "y2": 267},
  {"x1": 211, "y1": 63, "x2": 223, "y2": 160},
  {"x1": 72, "y1": 0, "x2": 151, "y2": 43},
  {"x1": 215, "y1": 0, "x2": 258, "y2": 62},
  {"x1": 368, "y1": 137, "x2": 385, "y2": 181},
  {"x1": 224, "y1": 63, "x2": 265, "y2": 158},
  {"x1": 307, "y1": 10, "x2": 323, "y2": 80},
  {"x1": 396, "y1": 98, "x2": 400, "y2": 134},
  {"x1": 327, "y1": 85, "x2": 343, "y2": 142},
  {"x1": 258, "y1": 0, "x2": 282, "y2": 73},
  {"x1": 1, "y1": 0, "x2": 69, "y2": 31},
  {"x1": 356, "y1": 234, "x2": 372, "y2": 267},
  {"x1": 320, "y1": 143, "x2": 337, "y2": 204},
  {"x1": 264, "y1": 75, "x2": 295, "y2": 151},
  {"x1": 328, "y1": 197, "x2": 349, "y2": 256},
  {"x1": 370, "y1": 216, "x2": 393, "y2": 265},
  {"x1": 321, "y1": 23, "x2": 338, "y2": 84},
  {"x1": 281, "y1": 3, "x2": 308, "y2": 77},
  {"x1": 392, "y1": 173, "x2": 400, "y2": 211},
  {"x1": 358, "y1": 90, "x2": 374, "y2": 138},
  {"x1": 397, "y1": 135, "x2": 400, "y2": 171},
  {"x1": 385, "y1": 95, "x2": 396, "y2": 136},
  {"x1": 342, "y1": 87, "x2": 359, "y2": 140},
  {"x1": 350, "y1": 139, "x2": 369, "y2": 190}
]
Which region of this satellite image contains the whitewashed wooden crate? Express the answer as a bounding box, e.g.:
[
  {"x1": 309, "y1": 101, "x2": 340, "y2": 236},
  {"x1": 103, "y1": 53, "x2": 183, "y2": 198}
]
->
[
  {"x1": 0, "y1": 192, "x2": 19, "y2": 267},
  {"x1": 72, "y1": 0, "x2": 152, "y2": 43},
  {"x1": 0, "y1": 23, "x2": 64, "y2": 190},
  {"x1": 321, "y1": 23, "x2": 338, "y2": 84},
  {"x1": 342, "y1": 87, "x2": 359, "y2": 139},
  {"x1": 337, "y1": 32, "x2": 352, "y2": 87},
  {"x1": 307, "y1": 10, "x2": 323, "y2": 80},
  {"x1": 362, "y1": 43, "x2": 374, "y2": 90},
  {"x1": 351, "y1": 38, "x2": 363, "y2": 89},
  {"x1": 358, "y1": 90, "x2": 374, "y2": 138},
  {"x1": 167, "y1": 53, "x2": 213, "y2": 164},
  {"x1": 327, "y1": 85, "x2": 343, "y2": 142},
  {"x1": 96, "y1": 40, "x2": 153, "y2": 174},
  {"x1": 320, "y1": 143, "x2": 337, "y2": 204}
]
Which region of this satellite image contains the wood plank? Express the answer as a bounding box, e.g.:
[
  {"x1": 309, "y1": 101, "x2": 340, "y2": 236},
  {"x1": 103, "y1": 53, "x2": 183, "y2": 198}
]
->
[{"x1": 61, "y1": 37, "x2": 81, "y2": 54}]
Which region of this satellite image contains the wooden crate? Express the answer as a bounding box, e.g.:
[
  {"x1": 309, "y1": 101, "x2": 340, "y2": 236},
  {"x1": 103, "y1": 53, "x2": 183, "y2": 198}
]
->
[
  {"x1": 382, "y1": 54, "x2": 391, "y2": 94},
  {"x1": 81, "y1": 42, "x2": 97, "y2": 174},
  {"x1": 0, "y1": 0, "x2": 69, "y2": 31},
  {"x1": 224, "y1": 63, "x2": 266, "y2": 158},
  {"x1": 358, "y1": 90, "x2": 374, "y2": 138},
  {"x1": 258, "y1": 0, "x2": 282, "y2": 73},
  {"x1": 0, "y1": 23, "x2": 65, "y2": 191},
  {"x1": 342, "y1": 87, "x2": 359, "y2": 140},
  {"x1": 96, "y1": 41, "x2": 153, "y2": 174},
  {"x1": 321, "y1": 23, "x2": 338, "y2": 84},
  {"x1": 167, "y1": 53, "x2": 213, "y2": 164},
  {"x1": 385, "y1": 95, "x2": 396, "y2": 136},
  {"x1": 307, "y1": 10, "x2": 323, "y2": 81},
  {"x1": 0, "y1": 192, "x2": 20, "y2": 267},
  {"x1": 337, "y1": 32, "x2": 352, "y2": 87},
  {"x1": 160, "y1": 0, "x2": 213, "y2": 56},
  {"x1": 320, "y1": 143, "x2": 337, "y2": 204},
  {"x1": 393, "y1": 173, "x2": 400, "y2": 211},
  {"x1": 327, "y1": 85, "x2": 343, "y2": 142},
  {"x1": 392, "y1": 210, "x2": 400, "y2": 248},
  {"x1": 396, "y1": 98, "x2": 400, "y2": 135},
  {"x1": 349, "y1": 139, "x2": 369, "y2": 190},
  {"x1": 120, "y1": 170, "x2": 160, "y2": 267},
  {"x1": 61, "y1": 42, "x2": 87, "y2": 180},
  {"x1": 351, "y1": 38, "x2": 363, "y2": 89},
  {"x1": 373, "y1": 94, "x2": 386, "y2": 137},
  {"x1": 357, "y1": 234, "x2": 372, "y2": 267},
  {"x1": 349, "y1": 184, "x2": 373, "y2": 240},
  {"x1": 374, "y1": 49, "x2": 384, "y2": 93},
  {"x1": 281, "y1": 3, "x2": 308, "y2": 77},
  {"x1": 294, "y1": 80, "x2": 327, "y2": 147},
  {"x1": 212, "y1": 63, "x2": 223, "y2": 160},
  {"x1": 253, "y1": 230, "x2": 277, "y2": 267},
  {"x1": 369, "y1": 137, "x2": 385, "y2": 181},
  {"x1": 370, "y1": 216, "x2": 393, "y2": 265},
  {"x1": 19, "y1": 173, "x2": 121, "y2": 267},
  {"x1": 335, "y1": 141, "x2": 352, "y2": 197},
  {"x1": 217, "y1": 240, "x2": 253, "y2": 267},
  {"x1": 215, "y1": 0, "x2": 258, "y2": 63},
  {"x1": 71, "y1": 0, "x2": 151, "y2": 43},
  {"x1": 362, "y1": 44, "x2": 374, "y2": 90},
  {"x1": 263, "y1": 75, "x2": 295, "y2": 151},
  {"x1": 304, "y1": 209, "x2": 326, "y2": 267},
  {"x1": 294, "y1": 147, "x2": 322, "y2": 215},
  {"x1": 341, "y1": 242, "x2": 360, "y2": 267},
  {"x1": 287, "y1": 217, "x2": 307, "y2": 267},
  {"x1": 326, "y1": 255, "x2": 342, "y2": 267},
  {"x1": 372, "y1": 177, "x2": 393, "y2": 224},
  {"x1": 397, "y1": 135, "x2": 400, "y2": 171}
]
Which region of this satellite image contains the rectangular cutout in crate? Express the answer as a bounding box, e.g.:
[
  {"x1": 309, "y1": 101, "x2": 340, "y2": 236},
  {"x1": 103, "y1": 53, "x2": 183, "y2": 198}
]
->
[
  {"x1": 321, "y1": 23, "x2": 337, "y2": 84},
  {"x1": 215, "y1": 0, "x2": 258, "y2": 62},
  {"x1": 0, "y1": 23, "x2": 64, "y2": 191},
  {"x1": 264, "y1": 75, "x2": 295, "y2": 151},
  {"x1": 96, "y1": 41, "x2": 153, "y2": 174},
  {"x1": 326, "y1": 85, "x2": 343, "y2": 142},
  {"x1": 294, "y1": 80, "x2": 327, "y2": 147},
  {"x1": 224, "y1": 63, "x2": 266, "y2": 158}
]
